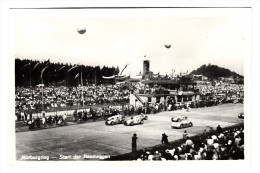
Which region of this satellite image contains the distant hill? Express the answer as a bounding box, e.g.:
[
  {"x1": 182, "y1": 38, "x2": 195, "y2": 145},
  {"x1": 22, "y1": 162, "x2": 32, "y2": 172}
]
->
[{"x1": 190, "y1": 64, "x2": 243, "y2": 80}]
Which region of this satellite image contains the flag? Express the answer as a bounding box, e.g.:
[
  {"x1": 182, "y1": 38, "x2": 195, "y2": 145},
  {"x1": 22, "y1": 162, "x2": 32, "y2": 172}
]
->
[
  {"x1": 75, "y1": 73, "x2": 79, "y2": 79},
  {"x1": 68, "y1": 64, "x2": 79, "y2": 72},
  {"x1": 120, "y1": 63, "x2": 129, "y2": 75},
  {"x1": 59, "y1": 66, "x2": 66, "y2": 71},
  {"x1": 32, "y1": 62, "x2": 40, "y2": 71},
  {"x1": 19, "y1": 63, "x2": 30, "y2": 72},
  {"x1": 45, "y1": 59, "x2": 50, "y2": 66},
  {"x1": 40, "y1": 66, "x2": 48, "y2": 83},
  {"x1": 102, "y1": 75, "x2": 115, "y2": 79}
]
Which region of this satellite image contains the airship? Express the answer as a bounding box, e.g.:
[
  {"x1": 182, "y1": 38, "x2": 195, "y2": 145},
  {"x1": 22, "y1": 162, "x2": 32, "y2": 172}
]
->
[{"x1": 77, "y1": 28, "x2": 86, "y2": 34}]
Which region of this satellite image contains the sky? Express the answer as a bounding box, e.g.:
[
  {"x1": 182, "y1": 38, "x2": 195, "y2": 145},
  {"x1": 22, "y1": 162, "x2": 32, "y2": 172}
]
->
[{"x1": 12, "y1": 8, "x2": 250, "y2": 77}]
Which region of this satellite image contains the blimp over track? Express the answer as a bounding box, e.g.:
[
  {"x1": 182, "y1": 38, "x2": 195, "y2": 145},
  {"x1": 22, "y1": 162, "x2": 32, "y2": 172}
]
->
[
  {"x1": 164, "y1": 44, "x2": 171, "y2": 49},
  {"x1": 77, "y1": 28, "x2": 86, "y2": 34}
]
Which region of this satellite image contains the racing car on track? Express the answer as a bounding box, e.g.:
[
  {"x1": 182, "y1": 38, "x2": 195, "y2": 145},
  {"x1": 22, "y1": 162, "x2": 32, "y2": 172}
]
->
[
  {"x1": 139, "y1": 113, "x2": 148, "y2": 120},
  {"x1": 171, "y1": 115, "x2": 193, "y2": 129},
  {"x1": 124, "y1": 115, "x2": 144, "y2": 126},
  {"x1": 238, "y1": 113, "x2": 244, "y2": 119},
  {"x1": 105, "y1": 114, "x2": 125, "y2": 125}
]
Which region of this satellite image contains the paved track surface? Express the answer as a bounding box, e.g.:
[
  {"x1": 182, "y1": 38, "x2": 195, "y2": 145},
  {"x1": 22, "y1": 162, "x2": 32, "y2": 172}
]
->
[{"x1": 16, "y1": 103, "x2": 244, "y2": 161}]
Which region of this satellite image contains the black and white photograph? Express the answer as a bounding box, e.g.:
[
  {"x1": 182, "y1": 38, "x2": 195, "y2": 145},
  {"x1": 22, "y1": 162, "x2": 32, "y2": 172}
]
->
[{"x1": 0, "y1": 1, "x2": 260, "y2": 173}]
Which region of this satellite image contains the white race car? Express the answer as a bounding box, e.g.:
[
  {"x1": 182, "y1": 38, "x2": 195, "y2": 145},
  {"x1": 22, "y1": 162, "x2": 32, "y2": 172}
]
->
[
  {"x1": 124, "y1": 116, "x2": 144, "y2": 126},
  {"x1": 105, "y1": 114, "x2": 125, "y2": 125},
  {"x1": 171, "y1": 115, "x2": 193, "y2": 129},
  {"x1": 139, "y1": 113, "x2": 148, "y2": 120}
]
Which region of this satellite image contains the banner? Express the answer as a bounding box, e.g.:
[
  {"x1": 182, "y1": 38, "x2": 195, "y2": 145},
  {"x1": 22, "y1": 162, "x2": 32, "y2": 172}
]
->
[
  {"x1": 68, "y1": 65, "x2": 79, "y2": 72},
  {"x1": 40, "y1": 66, "x2": 48, "y2": 83},
  {"x1": 59, "y1": 66, "x2": 66, "y2": 71},
  {"x1": 75, "y1": 73, "x2": 79, "y2": 79},
  {"x1": 32, "y1": 62, "x2": 40, "y2": 71},
  {"x1": 120, "y1": 63, "x2": 129, "y2": 75},
  {"x1": 19, "y1": 63, "x2": 30, "y2": 72},
  {"x1": 102, "y1": 75, "x2": 115, "y2": 79}
]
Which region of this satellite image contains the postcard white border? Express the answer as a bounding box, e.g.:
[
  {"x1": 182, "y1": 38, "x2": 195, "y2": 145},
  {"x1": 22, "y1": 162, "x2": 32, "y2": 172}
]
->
[{"x1": 0, "y1": 1, "x2": 259, "y2": 173}]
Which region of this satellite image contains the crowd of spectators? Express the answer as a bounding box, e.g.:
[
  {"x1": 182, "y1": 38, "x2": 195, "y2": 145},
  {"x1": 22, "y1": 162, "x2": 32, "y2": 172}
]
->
[
  {"x1": 15, "y1": 82, "x2": 243, "y2": 113},
  {"x1": 15, "y1": 83, "x2": 130, "y2": 111},
  {"x1": 134, "y1": 125, "x2": 244, "y2": 161},
  {"x1": 26, "y1": 113, "x2": 68, "y2": 129},
  {"x1": 15, "y1": 82, "x2": 244, "y2": 124},
  {"x1": 195, "y1": 83, "x2": 244, "y2": 100}
]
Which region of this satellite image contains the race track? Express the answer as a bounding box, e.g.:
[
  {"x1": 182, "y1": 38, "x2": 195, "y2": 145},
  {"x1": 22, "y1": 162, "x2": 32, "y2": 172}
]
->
[{"x1": 16, "y1": 103, "x2": 244, "y2": 161}]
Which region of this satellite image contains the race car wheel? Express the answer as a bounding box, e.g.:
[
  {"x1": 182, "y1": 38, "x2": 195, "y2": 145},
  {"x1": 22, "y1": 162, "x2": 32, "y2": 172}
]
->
[
  {"x1": 180, "y1": 124, "x2": 183, "y2": 128},
  {"x1": 105, "y1": 121, "x2": 108, "y2": 125},
  {"x1": 111, "y1": 121, "x2": 115, "y2": 125},
  {"x1": 130, "y1": 122, "x2": 134, "y2": 126},
  {"x1": 140, "y1": 120, "x2": 144, "y2": 124},
  {"x1": 189, "y1": 122, "x2": 193, "y2": 127},
  {"x1": 171, "y1": 118, "x2": 174, "y2": 122}
]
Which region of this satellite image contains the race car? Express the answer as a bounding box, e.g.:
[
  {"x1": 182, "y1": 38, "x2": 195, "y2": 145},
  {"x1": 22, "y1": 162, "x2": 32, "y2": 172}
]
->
[
  {"x1": 171, "y1": 115, "x2": 187, "y2": 122},
  {"x1": 171, "y1": 115, "x2": 193, "y2": 129},
  {"x1": 105, "y1": 114, "x2": 125, "y2": 125},
  {"x1": 238, "y1": 113, "x2": 244, "y2": 119},
  {"x1": 124, "y1": 116, "x2": 144, "y2": 126},
  {"x1": 139, "y1": 113, "x2": 148, "y2": 120}
]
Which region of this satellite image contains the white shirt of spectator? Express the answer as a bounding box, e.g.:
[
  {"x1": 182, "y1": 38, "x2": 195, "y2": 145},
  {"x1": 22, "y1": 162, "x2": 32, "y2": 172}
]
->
[
  {"x1": 63, "y1": 114, "x2": 67, "y2": 120},
  {"x1": 148, "y1": 154, "x2": 154, "y2": 161}
]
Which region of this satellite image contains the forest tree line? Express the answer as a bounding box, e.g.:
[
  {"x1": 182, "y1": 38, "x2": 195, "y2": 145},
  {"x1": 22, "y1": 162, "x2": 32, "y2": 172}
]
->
[{"x1": 15, "y1": 58, "x2": 120, "y2": 87}]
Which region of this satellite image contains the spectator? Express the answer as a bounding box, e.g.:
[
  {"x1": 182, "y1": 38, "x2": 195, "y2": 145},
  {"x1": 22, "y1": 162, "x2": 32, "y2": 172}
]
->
[
  {"x1": 42, "y1": 115, "x2": 46, "y2": 127},
  {"x1": 133, "y1": 126, "x2": 244, "y2": 161},
  {"x1": 161, "y1": 133, "x2": 169, "y2": 144},
  {"x1": 217, "y1": 125, "x2": 223, "y2": 133},
  {"x1": 183, "y1": 130, "x2": 188, "y2": 142},
  {"x1": 132, "y1": 133, "x2": 138, "y2": 152},
  {"x1": 35, "y1": 116, "x2": 41, "y2": 128},
  {"x1": 153, "y1": 151, "x2": 162, "y2": 161},
  {"x1": 20, "y1": 111, "x2": 25, "y2": 122}
]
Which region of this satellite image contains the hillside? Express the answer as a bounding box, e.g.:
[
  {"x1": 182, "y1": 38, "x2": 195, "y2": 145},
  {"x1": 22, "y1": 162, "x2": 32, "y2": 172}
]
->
[{"x1": 190, "y1": 64, "x2": 243, "y2": 80}]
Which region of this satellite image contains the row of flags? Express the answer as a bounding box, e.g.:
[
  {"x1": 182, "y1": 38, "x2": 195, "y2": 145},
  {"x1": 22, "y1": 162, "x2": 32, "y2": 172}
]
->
[
  {"x1": 19, "y1": 57, "x2": 190, "y2": 83},
  {"x1": 18, "y1": 60, "x2": 83, "y2": 84},
  {"x1": 19, "y1": 60, "x2": 82, "y2": 76}
]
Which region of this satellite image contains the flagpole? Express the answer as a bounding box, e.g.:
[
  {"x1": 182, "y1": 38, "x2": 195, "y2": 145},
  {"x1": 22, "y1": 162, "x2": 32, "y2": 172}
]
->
[
  {"x1": 81, "y1": 63, "x2": 84, "y2": 108},
  {"x1": 78, "y1": 73, "x2": 79, "y2": 86},
  {"x1": 65, "y1": 71, "x2": 67, "y2": 87},
  {"x1": 29, "y1": 62, "x2": 32, "y2": 87},
  {"x1": 95, "y1": 69, "x2": 96, "y2": 85},
  {"x1": 41, "y1": 81, "x2": 44, "y2": 115},
  {"x1": 40, "y1": 61, "x2": 49, "y2": 115}
]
